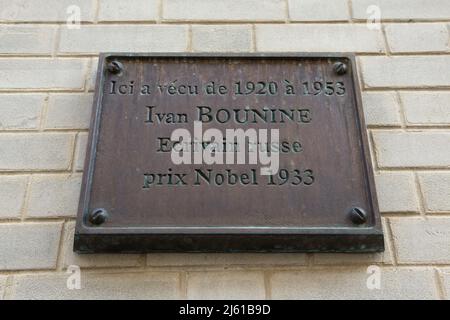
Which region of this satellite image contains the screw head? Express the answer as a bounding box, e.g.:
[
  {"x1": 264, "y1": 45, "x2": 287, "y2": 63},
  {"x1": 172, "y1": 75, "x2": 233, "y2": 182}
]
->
[
  {"x1": 349, "y1": 207, "x2": 367, "y2": 225},
  {"x1": 107, "y1": 60, "x2": 123, "y2": 74},
  {"x1": 89, "y1": 208, "x2": 108, "y2": 225},
  {"x1": 333, "y1": 62, "x2": 347, "y2": 75}
]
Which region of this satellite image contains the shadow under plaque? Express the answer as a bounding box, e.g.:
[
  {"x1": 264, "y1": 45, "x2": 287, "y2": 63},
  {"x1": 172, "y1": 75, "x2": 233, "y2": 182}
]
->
[{"x1": 74, "y1": 53, "x2": 384, "y2": 253}]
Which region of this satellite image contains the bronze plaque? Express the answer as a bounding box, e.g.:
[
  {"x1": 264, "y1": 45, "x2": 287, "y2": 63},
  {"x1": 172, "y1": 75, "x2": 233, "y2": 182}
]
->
[{"x1": 74, "y1": 53, "x2": 384, "y2": 253}]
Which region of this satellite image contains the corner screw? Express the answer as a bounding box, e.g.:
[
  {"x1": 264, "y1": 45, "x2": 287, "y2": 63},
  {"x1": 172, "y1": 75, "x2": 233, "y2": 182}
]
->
[
  {"x1": 89, "y1": 208, "x2": 108, "y2": 225},
  {"x1": 333, "y1": 61, "x2": 347, "y2": 75},
  {"x1": 107, "y1": 60, "x2": 123, "y2": 74},
  {"x1": 349, "y1": 207, "x2": 367, "y2": 225}
]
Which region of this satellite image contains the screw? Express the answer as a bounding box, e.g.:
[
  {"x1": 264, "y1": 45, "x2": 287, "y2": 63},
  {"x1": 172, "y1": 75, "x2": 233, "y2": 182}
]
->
[
  {"x1": 89, "y1": 208, "x2": 108, "y2": 225},
  {"x1": 333, "y1": 61, "x2": 347, "y2": 75},
  {"x1": 349, "y1": 207, "x2": 367, "y2": 225},
  {"x1": 107, "y1": 60, "x2": 123, "y2": 74}
]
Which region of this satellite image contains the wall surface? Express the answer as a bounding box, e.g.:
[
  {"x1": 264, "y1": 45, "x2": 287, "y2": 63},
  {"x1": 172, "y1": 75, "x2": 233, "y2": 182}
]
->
[{"x1": 0, "y1": 0, "x2": 450, "y2": 300}]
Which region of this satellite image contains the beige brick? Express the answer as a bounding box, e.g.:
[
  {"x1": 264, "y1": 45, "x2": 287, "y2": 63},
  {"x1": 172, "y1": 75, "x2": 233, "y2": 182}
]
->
[
  {"x1": 147, "y1": 253, "x2": 306, "y2": 266},
  {"x1": 352, "y1": 0, "x2": 450, "y2": 20},
  {"x1": 375, "y1": 172, "x2": 420, "y2": 212},
  {"x1": 12, "y1": 272, "x2": 180, "y2": 299},
  {"x1": 0, "y1": 175, "x2": 28, "y2": 218},
  {"x1": 401, "y1": 92, "x2": 450, "y2": 125},
  {"x1": 187, "y1": 271, "x2": 265, "y2": 299},
  {"x1": 360, "y1": 56, "x2": 450, "y2": 88},
  {"x1": 163, "y1": 0, "x2": 286, "y2": 21},
  {"x1": 0, "y1": 26, "x2": 56, "y2": 54},
  {"x1": 98, "y1": 0, "x2": 159, "y2": 21},
  {"x1": 256, "y1": 24, "x2": 384, "y2": 52},
  {"x1": 0, "y1": 223, "x2": 62, "y2": 270},
  {"x1": 0, "y1": 133, "x2": 74, "y2": 171},
  {"x1": 0, "y1": 276, "x2": 6, "y2": 299},
  {"x1": 27, "y1": 174, "x2": 81, "y2": 218},
  {"x1": 0, "y1": 59, "x2": 87, "y2": 90},
  {"x1": 362, "y1": 92, "x2": 402, "y2": 126},
  {"x1": 385, "y1": 23, "x2": 449, "y2": 53},
  {"x1": 0, "y1": 0, "x2": 95, "y2": 22},
  {"x1": 59, "y1": 25, "x2": 188, "y2": 54},
  {"x1": 192, "y1": 25, "x2": 252, "y2": 52},
  {"x1": 63, "y1": 222, "x2": 142, "y2": 268},
  {"x1": 288, "y1": 0, "x2": 349, "y2": 21},
  {"x1": 74, "y1": 132, "x2": 88, "y2": 171},
  {"x1": 441, "y1": 270, "x2": 450, "y2": 299},
  {"x1": 391, "y1": 217, "x2": 450, "y2": 264},
  {"x1": 87, "y1": 58, "x2": 99, "y2": 91},
  {"x1": 45, "y1": 94, "x2": 93, "y2": 129},
  {"x1": 373, "y1": 131, "x2": 450, "y2": 168},
  {"x1": 418, "y1": 173, "x2": 450, "y2": 212},
  {"x1": 271, "y1": 267, "x2": 437, "y2": 299},
  {"x1": 0, "y1": 94, "x2": 45, "y2": 130}
]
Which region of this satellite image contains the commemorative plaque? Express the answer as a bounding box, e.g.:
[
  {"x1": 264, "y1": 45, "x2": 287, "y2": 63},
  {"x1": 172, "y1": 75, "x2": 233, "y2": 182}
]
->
[{"x1": 74, "y1": 53, "x2": 384, "y2": 253}]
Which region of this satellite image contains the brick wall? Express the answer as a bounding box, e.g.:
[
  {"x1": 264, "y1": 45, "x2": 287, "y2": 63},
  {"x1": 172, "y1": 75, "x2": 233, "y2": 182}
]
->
[{"x1": 0, "y1": 0, "x2": 449, "y2": 299}]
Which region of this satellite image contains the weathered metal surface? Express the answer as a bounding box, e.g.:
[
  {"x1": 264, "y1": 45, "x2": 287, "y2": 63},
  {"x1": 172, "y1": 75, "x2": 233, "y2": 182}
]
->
[{"x1": 74, "y1": 53, "x2": 384, "y2": 253}]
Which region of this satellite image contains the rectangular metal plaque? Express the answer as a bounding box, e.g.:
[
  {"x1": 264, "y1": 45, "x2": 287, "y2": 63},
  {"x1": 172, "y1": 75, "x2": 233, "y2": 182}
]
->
[{"x1": 75, "y1": 53, "x2": 384, "y2": 253}]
